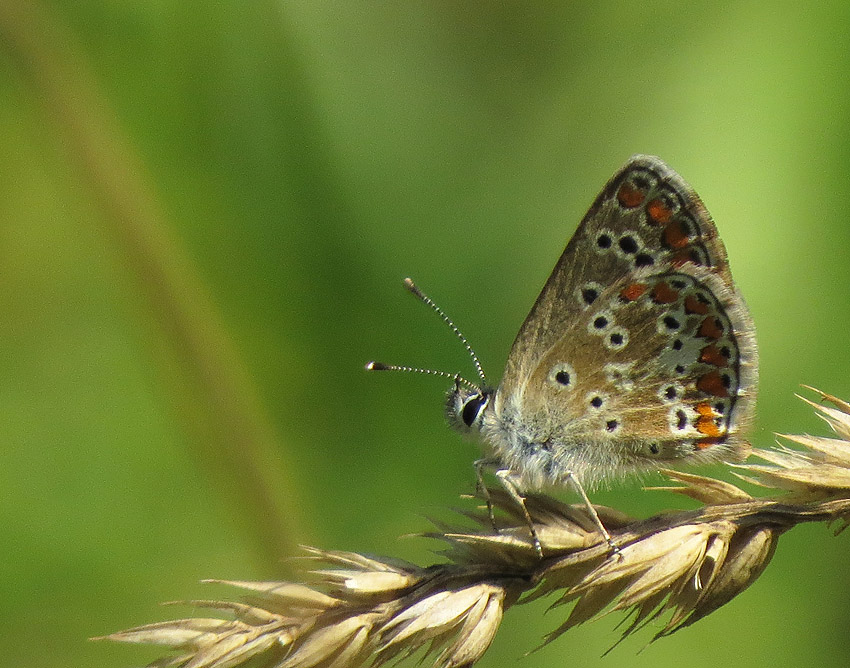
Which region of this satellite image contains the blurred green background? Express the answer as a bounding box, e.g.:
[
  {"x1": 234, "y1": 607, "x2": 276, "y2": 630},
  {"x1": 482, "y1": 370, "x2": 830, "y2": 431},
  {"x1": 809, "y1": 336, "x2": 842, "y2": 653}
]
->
[{"x1": 2, "y1": 2, "x2": 850, "y2": 667}]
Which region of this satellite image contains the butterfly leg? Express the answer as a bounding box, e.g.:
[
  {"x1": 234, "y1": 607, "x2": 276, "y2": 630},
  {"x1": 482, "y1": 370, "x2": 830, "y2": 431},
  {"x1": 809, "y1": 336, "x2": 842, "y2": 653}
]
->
[
  {"x1": 495, "y1": 469, "x2": 544, "y2": 558},
  {"x1": 563, "y1": 471, "x2": 620, "y2": 556},
  {"x1": 473, "y1": 458, "x2": 500, "y2": 532},
  {"x1": 474, "y1": 459, "x2": 544, "y2": 556}
]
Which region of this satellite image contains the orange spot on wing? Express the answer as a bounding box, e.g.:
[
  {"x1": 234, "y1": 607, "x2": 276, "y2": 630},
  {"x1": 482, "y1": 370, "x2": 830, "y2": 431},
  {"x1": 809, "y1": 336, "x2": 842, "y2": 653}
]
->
[
  {"x1": 617, "y1": 182, "x2": 645, "y2": 208},
  {"x1": 685, "y1": 295, "x2": 711, "y2": 315},
  {"x1": 695, "y1": 401, "x2": 722, "y2": 437},
  {"x1": 696, "y1": 418, "x2": 721, "y2": 438},
  {"x1": 647, "y1": 198, "x2": 673, "y2": 224},
  {"x1": 695, "y1": 402, "x2": 716, "y2": 417},
  {"x1": 664, "y1": 221, "x2": 690, "y2": 249},
  {"x1": 697, "y1": 371, "x2": 729, "y2": 397},
  {"x1": 698, "y1": 317, "x2": 724, "y2": 340},
  {"x1": 696, "y1": 437, "x2": 721, "y2": 450},
  {"x1": 651, "y1": 282, "x2": 679, "y2": 304},
  {"x1": 699, "y1": 344, "x2": 727, "y2": 367},
  {"x1": 620, "y1": 283, "x2": 648, "y2": 301}
]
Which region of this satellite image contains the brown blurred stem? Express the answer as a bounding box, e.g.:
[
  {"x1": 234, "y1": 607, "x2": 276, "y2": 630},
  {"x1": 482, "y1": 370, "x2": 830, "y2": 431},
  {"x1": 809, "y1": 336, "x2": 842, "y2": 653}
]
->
[{"x1": 0, "y1": 2, "x2": 301, "y2": 564}]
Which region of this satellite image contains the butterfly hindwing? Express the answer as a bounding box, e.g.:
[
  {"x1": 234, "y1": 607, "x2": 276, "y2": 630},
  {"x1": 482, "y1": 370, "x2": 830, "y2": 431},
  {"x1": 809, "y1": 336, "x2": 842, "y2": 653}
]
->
[{"x1": 523, "y1": 268, "x2": 756, "y2": 462}]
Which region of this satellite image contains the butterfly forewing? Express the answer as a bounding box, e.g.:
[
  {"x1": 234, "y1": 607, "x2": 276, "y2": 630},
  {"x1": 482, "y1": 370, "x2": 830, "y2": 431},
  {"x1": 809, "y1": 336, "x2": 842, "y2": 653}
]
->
[{"x1": 502, "y1": 155, "x2": 734, "y2": 393}]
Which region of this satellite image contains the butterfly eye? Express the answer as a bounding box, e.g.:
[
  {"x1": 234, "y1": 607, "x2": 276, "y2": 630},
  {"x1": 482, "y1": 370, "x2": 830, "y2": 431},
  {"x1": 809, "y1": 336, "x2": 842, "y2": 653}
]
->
[{"x1": 461, "y1": 394, "x2": 487, "y2": 427}]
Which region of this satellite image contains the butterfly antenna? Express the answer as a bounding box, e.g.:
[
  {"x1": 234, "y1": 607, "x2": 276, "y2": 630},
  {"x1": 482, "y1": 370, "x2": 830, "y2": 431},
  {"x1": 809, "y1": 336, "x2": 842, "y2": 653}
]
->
[
  {"x1": 401, "y1": 277, "x2": 488, "y2": 385},
  {"x1": 364, "y1": 362, "x2": 479, "y2": 392}
]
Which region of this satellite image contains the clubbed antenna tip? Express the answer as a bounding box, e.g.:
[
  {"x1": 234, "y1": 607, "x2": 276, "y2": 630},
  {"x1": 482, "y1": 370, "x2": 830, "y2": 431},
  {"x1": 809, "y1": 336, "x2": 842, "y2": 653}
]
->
[{"x1": 402, "y1": 276, "x2": 422, "y2": 296}]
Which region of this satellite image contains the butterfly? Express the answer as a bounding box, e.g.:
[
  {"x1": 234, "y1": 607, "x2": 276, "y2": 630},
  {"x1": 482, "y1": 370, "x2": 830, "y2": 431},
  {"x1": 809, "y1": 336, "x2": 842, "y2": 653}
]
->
[{"x1": 369, "y1": 155, "x2": 758, "y2": 553}]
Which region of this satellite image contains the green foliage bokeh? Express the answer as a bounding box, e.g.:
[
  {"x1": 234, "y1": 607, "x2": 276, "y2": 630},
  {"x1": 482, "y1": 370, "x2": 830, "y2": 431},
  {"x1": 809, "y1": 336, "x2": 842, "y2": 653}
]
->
[{"x1": 2, "y1": 2, "x2": 849, "y2": 667}]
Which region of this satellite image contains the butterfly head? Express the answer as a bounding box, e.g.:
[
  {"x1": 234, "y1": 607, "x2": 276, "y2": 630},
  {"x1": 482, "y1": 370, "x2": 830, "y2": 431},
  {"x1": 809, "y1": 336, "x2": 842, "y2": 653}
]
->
[{"x1": 445, "y1": 379, "x2": 494, "y2": 435}]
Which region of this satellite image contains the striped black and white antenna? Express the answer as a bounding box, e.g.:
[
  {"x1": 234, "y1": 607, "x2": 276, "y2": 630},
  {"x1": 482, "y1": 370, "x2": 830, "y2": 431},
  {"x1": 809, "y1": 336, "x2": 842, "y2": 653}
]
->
[{"x1": 365, "y1": 278, "x2": 486, "y2": 391}]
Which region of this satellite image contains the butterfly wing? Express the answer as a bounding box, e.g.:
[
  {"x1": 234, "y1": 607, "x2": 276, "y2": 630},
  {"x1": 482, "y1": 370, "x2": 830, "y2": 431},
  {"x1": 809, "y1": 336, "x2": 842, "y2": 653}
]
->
[
  {"x1": 494, "y1": 156, "x2": 757, "y2": 485},
  {"x1": 502, "y1": 155, "x2": 734, "y2": 388}
]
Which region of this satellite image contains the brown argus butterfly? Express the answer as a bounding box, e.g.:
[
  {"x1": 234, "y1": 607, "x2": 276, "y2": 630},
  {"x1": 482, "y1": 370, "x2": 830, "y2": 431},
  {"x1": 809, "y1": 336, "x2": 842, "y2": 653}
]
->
[{"x1": 369, "y1": 155, "x2": 758, "y2": 553}]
